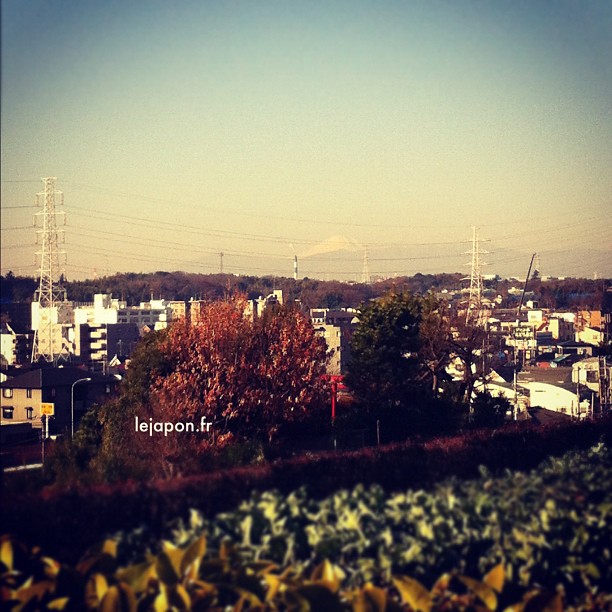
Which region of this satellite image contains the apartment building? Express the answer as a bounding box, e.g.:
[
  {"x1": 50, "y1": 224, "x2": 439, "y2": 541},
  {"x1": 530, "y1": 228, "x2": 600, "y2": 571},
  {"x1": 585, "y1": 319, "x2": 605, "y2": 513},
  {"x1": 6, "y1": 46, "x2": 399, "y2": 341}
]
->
[{"x1": 310, "y1": 308, "x2": 359, "y2": 376}]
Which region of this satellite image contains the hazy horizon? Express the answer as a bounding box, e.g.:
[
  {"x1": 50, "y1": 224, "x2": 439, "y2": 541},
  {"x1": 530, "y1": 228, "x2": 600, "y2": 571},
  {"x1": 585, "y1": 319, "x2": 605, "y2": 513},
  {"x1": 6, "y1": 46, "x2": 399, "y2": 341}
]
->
[{"x1": 2, "y1": 1, "x2": 611, "y2": 281}]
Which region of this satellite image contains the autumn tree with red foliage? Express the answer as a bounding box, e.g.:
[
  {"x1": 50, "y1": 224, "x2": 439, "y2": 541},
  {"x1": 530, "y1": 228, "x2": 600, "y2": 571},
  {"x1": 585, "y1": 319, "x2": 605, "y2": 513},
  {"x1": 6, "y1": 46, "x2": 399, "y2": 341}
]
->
[
  {"x1": 150, "y1": 299, "x2": 329, "y2": 450},
  {"x1": 52, "y1": 299, "x2": 328, "y2": 480}
]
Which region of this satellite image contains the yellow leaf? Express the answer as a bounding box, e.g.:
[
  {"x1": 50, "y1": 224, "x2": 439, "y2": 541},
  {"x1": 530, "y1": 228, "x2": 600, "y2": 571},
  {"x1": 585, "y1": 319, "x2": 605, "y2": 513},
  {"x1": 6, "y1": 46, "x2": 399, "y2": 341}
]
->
[
  {"x1": 484, "y1": 563, "x2": 505, "y2": 593},
  {"x1": 16, "y1": 580, "x2": 54, "y2": 606},
  {"x1": 85, "y1": 573, "x2": 109, "y2": 607},
  {"x1": 310, "y1": 560, "x2": 345, "y2": 593},
  {"x1": 523, "y1": 591, "x2": 563, "y2": 612},
  {"x1": 167, "y1": 583, "x2": 192, "y2": 609},
  {"x1": 156, "y1": 548, "x2": 183, "y2": 586},
  {"x1": 42, "y1": 557, "x2": 62, "y2": 579},
  {"x1": 235, "y1": 595, "x2": 250, "y2": 612},
  {"x1": 95, "y1": 574, "x2": 109, "y2": 601},
  {"x1": 392, "y1": 576, "x2": 432, "y2": 612},
  {"x1": 153, "y1": 588, "x2": 169, "y2": 612},
  {"x1": 219, "y1": 540, "x2": 232, "y2": 561},
  {"x1": 250, "y1": 560, "x2": 280, "y2": 575},
  {"x1": 264, "y1": 574, "x2": 283, "y2": 602},
  {"x1": 47, "y1": 597, "x2": 70, "y2": 610},
  {"x1": 292, "y1": 584, "x2": 344, "y2": 611},
  {"x1": 349, "y1": 591, "x2": 368, "y2": 612},
  {"x1": 459, "y1": 576, "x2": 497, "y2": 611},
  {"x1": 180, "y1": 535, "x2": 206, "y2": 580},
  {"x1": 362, "y1": 584, "x2": 387, "y2": 612},
  {"x1": 0, "y1": 540, "x2": 13, "y2": 572},
  {"x1": 431, "y1": 573, "x2": 451, "y2": 595},
  {"x1": 101, "y1": 583, "x2": 138, "y2": 612},
  {"x1": 116, "y1": 561, "x2": 156, "y2": 593},
  {"x1": 101, "y1": 539, "x2": 118, "y2": 558}
]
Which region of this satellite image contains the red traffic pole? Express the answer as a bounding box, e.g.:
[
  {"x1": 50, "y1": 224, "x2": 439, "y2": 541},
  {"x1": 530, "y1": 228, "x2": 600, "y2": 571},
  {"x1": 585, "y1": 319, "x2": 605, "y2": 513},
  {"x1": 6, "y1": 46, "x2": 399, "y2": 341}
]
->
[{"x1": 331, "y1": 380, "x2": 337, "y2": 424}]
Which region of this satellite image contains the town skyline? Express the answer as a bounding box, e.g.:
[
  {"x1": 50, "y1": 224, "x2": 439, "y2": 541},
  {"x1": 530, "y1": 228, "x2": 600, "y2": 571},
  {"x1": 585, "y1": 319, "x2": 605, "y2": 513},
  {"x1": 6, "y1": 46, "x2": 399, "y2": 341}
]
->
[{"x1": 2, "y1": 0, "x2": 611, "y2": 280}]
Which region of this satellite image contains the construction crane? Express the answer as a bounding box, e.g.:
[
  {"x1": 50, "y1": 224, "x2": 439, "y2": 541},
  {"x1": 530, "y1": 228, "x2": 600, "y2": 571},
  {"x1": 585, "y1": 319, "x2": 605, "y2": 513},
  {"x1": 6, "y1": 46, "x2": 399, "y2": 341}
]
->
[{"x1": 517, "y1": 253, "x2": 537, "y2": 316}]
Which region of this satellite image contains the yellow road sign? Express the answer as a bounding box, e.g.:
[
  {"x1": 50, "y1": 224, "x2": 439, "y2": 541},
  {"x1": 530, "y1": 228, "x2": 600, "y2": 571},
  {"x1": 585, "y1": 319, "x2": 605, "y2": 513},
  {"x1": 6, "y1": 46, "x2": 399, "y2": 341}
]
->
[{"x1": 40, "y1": 402, "x2": 55, "y2": 416}]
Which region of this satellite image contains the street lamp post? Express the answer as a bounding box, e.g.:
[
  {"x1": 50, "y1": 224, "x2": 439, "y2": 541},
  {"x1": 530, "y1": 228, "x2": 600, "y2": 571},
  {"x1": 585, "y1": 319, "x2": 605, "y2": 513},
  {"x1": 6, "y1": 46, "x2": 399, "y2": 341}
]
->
[{"x1": 71, "y1": 377, "x2": 92, "y2": 438}]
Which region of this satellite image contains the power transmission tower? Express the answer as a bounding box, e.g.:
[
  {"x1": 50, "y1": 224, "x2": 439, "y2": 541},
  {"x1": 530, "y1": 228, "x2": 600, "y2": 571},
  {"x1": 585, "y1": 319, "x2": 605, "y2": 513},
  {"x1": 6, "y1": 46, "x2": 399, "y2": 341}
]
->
[
  {"x1": 361, "y1": 246, "x2": 371, "y2": 284},
  {"x1": 31, "y1": 177, "x2": 70, "y2": 363},
  {"x1": 464, "y1": 226, "x2": 488, "y2": 325}
]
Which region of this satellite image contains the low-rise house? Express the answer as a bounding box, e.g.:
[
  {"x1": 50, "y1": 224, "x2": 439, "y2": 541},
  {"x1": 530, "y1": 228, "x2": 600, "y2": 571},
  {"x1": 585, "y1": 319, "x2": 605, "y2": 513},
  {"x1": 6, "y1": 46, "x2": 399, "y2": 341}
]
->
[
  {"x1": 246, "y1": 290, "x2": 284, "y2": 321},
  {"x1": 474, "y1": 371, "x2": 529, "y2": 417},
  {"x1": 572, "y1": 357, "x2": 611, "y2": 413},
  {"x1": 575, "y1": 310, "x2": 602, "y2": 333},
  {"x1": 575, "y1": 325, "x2": 604, "y2": 346},
  {"x1": 0, "y1": 366, "x2": 119, "y2": 443},
  {"x1": 517, "y1": 367, "x2": 591, "y2": 417},
  {"x1": 544, "y1": 316, "x2": 574, "y2": 342},
  {"x1": 556, "y1": 340, "x2": 594, "y2": 358},
  {"x1": 519, "y1": 381, "x2": 591, "y2": 417}
]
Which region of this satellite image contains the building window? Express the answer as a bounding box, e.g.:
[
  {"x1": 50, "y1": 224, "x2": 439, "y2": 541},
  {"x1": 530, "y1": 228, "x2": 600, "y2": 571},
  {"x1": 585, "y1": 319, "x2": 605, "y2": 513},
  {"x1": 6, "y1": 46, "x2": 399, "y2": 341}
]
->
[
  {"x1": 2, "y1": 407, "x2": 14, "y2": 419},
  {"x1": 2, "y1": 388, "x2": 13, "y2": 398},
  {"x1": 26, "y1": 407, "x2": 34, "y2": 420},
  {"x1": 26, "y1": 388, "x2": 33, "y2": 398}
]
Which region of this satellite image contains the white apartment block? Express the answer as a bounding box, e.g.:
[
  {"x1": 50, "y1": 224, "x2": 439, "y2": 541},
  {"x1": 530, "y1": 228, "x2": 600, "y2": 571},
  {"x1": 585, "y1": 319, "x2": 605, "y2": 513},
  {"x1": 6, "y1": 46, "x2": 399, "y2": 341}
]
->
[{"x1": 74, "y1": 294, "x2": 172, "y2": 332}]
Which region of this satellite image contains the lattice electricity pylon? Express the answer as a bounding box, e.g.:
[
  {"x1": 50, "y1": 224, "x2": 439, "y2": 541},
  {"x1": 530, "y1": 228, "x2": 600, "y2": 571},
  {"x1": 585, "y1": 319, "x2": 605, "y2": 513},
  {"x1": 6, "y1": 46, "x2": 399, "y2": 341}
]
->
[
  {"x1": 31, "y1": 177, "x2": 69, "y2": 363},
  {"x1": 463, "y1": 226, "x2": 488, "y2": 326},
  {"x1": 534, "y1": 253, "x2": 541, "y2": 278},
  {"x1": 361, "y1": 246, "x2": 371, "y2": 285}
]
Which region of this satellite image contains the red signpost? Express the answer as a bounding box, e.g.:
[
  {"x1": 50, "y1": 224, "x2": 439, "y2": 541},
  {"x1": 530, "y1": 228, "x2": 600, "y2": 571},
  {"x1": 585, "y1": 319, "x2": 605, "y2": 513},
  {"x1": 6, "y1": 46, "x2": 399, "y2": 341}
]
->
[{"x1": 324, "y1": 375, "x2": 345, "y2": 424}]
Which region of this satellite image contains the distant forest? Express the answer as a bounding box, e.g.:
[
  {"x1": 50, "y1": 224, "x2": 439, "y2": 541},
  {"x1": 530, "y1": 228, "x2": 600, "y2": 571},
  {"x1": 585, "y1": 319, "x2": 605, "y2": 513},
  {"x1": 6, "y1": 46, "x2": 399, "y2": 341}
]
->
[{"x1": 1, "y1": 270, "x2": 610, "y2": 311}]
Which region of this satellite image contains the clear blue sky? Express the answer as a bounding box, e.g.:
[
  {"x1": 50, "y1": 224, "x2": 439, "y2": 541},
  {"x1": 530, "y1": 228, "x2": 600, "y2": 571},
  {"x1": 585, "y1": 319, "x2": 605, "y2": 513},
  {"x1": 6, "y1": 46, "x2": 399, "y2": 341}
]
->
[{"x1": 2, "y1": 0, "x2": 611, "y2": 281}]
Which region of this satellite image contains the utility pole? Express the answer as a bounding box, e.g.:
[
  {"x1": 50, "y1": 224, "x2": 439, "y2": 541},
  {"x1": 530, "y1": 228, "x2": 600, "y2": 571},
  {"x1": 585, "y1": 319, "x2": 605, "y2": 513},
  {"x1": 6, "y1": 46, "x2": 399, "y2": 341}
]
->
[
  {"x1": 599, "y1": 356, "x2": 610, "y2": 415},
  {"x1": 219, "y1": 252, "x2": 224, "y2": 274},
  {"x1": 293, "y1": 255, "x2": 298, "y2": 281},
  {"x1": 31, "y1": 177, "x2": 69, "y2": 363}
]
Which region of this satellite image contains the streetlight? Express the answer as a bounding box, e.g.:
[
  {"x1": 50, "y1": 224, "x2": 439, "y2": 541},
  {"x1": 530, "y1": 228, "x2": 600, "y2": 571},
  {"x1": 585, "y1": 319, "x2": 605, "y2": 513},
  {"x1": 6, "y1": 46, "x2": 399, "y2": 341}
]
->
[{"x1": 71, "y1": 377, "x2": 92, "y2": 438}]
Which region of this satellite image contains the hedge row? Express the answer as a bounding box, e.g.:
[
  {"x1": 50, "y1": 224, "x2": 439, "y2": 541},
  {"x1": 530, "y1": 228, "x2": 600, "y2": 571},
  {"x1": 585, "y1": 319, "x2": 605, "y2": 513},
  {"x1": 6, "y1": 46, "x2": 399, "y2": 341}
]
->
[
  {"x1": 7, "y1": 535, "x2": 610, "y2": 611},
  {"x1": 2, "y1": 418, "x2": 611, "y2": 564}
]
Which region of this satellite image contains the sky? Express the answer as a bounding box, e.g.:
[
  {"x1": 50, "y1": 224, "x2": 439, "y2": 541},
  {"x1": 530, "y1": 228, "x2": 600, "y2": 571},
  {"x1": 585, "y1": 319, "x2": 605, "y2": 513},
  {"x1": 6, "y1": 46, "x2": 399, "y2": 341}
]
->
[{"x1": 2, "y1": 0, "x2": 611, "y2": 282}]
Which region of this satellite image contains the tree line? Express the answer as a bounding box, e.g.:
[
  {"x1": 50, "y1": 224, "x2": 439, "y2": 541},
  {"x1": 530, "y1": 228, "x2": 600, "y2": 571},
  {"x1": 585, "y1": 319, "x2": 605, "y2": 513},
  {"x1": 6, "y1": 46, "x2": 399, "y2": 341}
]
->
[{"x1": 1, "y1": 270, "x2": 609, "y2": 311}]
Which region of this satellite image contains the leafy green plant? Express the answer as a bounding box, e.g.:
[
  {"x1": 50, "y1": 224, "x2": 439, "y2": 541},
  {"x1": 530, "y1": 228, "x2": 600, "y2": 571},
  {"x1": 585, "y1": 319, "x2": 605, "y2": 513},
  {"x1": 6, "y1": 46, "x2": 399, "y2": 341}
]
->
[
  {"x1": 3, "y1": 535, "x2": 610, "y2": 611},
  {"x1": 112, "y1": 443, "x2": 612, "y2": 607}
]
